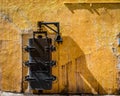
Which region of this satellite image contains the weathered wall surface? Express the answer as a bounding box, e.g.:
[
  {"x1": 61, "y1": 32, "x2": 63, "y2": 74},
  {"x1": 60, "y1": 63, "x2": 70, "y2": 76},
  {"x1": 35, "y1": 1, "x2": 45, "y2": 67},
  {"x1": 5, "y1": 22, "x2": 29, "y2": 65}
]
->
[
  {"x1": 0, "y1": 20, "x2": 22, "y2": 92},
  {"x1": 0, "y1": 0, "x2": 120, "y2": 95}
]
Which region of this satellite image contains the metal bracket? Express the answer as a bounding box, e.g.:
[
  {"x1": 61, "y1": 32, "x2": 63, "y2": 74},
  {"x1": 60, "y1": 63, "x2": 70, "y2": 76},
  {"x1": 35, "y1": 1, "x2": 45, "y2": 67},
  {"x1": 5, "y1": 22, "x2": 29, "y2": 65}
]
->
[{"x1": 37, "y1": 21, "x2": 63, "y2": 43}]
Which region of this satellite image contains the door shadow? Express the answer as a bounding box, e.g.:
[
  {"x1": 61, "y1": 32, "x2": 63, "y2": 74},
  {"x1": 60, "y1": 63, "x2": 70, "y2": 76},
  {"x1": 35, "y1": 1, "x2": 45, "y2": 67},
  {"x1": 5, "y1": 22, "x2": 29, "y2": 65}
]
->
[{"x1": 58, "y1": 36, "x2": 107, "y2": 94}]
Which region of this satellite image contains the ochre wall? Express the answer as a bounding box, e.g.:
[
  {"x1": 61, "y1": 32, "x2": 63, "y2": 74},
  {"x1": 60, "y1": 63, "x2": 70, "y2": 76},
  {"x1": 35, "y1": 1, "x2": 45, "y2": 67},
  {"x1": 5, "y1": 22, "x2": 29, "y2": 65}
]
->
[
  {"x1": 0, "y1": 0, "x2": 120, "y2": 94},
  {"x1": 0, "y1": 20, "x2": 22, "y2": 92}
]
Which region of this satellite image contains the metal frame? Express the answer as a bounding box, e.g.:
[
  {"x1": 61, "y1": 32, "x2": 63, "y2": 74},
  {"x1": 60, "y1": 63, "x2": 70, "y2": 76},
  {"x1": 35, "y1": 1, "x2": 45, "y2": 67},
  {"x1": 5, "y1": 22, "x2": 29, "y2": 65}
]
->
[{"x1": 37, "y1": 21, "x2": 62, "y2": 43}]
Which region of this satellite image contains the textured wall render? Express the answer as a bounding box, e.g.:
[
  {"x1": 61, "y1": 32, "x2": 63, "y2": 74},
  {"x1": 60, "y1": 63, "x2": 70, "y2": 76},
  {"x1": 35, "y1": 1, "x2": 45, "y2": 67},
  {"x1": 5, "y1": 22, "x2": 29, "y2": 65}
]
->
[
  {"x1": 0, "y1": 19, "x2": 22, "y2": 92},
  {"x1": 0, "y1": 0, "x2": 120, "y2": 95}
]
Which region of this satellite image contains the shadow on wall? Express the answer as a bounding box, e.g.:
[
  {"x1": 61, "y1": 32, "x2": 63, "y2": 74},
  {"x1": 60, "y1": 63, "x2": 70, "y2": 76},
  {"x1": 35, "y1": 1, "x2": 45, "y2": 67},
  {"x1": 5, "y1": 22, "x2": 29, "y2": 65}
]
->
[
  {"x1": 58, "y1": 36, "x2": 107, "y2": 94},
  {"x1": 64, "y1": 3, "x2": 120, "y2": 15}
]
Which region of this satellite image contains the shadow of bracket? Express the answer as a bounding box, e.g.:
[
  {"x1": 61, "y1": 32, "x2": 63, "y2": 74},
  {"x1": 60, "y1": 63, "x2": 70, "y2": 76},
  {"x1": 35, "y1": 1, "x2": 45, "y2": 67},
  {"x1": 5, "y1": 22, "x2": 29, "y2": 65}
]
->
[{"x1": 64, "y1": 3, "x2": 120, "y2": 15}]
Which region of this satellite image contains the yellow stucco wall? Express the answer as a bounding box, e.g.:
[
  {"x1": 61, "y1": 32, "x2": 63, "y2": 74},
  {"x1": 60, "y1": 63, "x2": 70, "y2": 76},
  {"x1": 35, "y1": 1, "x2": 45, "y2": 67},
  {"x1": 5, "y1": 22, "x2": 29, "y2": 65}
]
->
[
  {"x1": 0, "y1": 20, "x2": 22, "y2": 92},
  {"x1": 0, "y1": 0, "x2": 120, "y2": 94}
]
